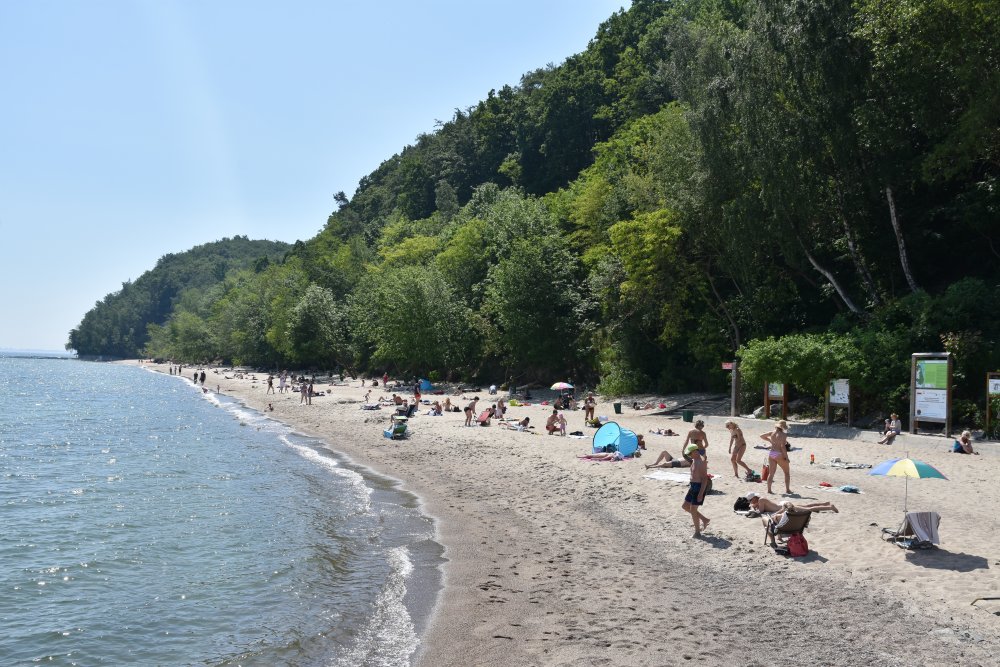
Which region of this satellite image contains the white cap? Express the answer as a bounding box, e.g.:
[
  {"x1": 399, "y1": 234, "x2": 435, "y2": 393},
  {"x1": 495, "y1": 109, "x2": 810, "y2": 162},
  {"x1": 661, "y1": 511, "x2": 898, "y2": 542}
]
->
[{"x1": 745, "y1": 492, "x2": 759, "y2": 500}]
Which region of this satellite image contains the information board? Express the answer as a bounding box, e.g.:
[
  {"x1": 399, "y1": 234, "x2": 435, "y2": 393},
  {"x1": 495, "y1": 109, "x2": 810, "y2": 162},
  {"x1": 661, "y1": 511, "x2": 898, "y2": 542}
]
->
[
  {"x1": 910, "y1": 353, "x2": 951, "y2": 434},
  {"x1": 914, "y1": 388, "x2": 948, "y2": 420},
  {"x1": 767, "y1": 382, "x2": 784, "y2": 399},
  {"x1": 916, "y1": 359, "x2": 948, "y2": 389},
  {"x1": 990, "y1": 378, "x2": 1000, "y2": 395},
  {"x1": 828, "y1": 379, "x2": 850, "y2": 406}
]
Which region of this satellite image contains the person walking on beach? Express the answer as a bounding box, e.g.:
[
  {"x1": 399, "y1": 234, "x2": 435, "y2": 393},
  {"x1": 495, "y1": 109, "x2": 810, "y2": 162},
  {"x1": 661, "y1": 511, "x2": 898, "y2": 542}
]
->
[
  {"x1": 726, "y1": 420, "x2": 752, "y2": 478},
  {"x1": 760, "y1": 420, "x2": 793, "y2": 495},
  {"x1": 300, "y1": 382, "x2": 308, "y2": 405},
  {"x1": 682, "y1": 444, "x2": 709, "y2": 536},
  {"x1": 199, "y1": 371, "x2": 206, "y2": 385},
  {"x1": 683, "y1": 420, "x2": 709, "y2": 461},
  {"x1": 266, "y1": 375, "x2": 275, "y2": 394}
]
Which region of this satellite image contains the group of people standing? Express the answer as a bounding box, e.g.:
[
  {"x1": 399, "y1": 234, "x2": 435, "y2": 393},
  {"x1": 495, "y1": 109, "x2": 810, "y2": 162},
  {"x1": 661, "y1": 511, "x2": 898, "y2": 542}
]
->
[{"x1": 643, "y1": 419, "x2": 796, "y2": 538}]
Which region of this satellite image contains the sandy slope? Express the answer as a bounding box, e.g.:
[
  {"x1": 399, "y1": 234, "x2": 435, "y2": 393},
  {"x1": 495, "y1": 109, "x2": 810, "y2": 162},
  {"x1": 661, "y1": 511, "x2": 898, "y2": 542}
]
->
[{"x1": 141, "y1": 363, "x2": 1000, "y2": 666}]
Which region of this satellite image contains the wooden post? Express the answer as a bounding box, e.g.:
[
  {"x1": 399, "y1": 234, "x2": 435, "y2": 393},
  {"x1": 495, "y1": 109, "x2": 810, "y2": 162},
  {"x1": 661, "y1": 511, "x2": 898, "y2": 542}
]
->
[
  {"x1": 730, "y1": 360, "x2": 740, "y2": 417},
  {"x1": 825, "y1": 382, "x2": 831, "y2": 425},
  {"x1": 946, "y1": 355, "x2": 953, "y2": 437}
]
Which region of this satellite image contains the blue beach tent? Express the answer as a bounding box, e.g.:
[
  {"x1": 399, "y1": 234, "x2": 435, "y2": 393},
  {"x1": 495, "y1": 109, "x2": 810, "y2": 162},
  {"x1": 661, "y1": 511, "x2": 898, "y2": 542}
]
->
[
  {"x1": 592, "y1": 422, "x2": 639, "y2": 457},
  {"x1": 419, "y1": 378, "x2": 434, "y2": 392}
]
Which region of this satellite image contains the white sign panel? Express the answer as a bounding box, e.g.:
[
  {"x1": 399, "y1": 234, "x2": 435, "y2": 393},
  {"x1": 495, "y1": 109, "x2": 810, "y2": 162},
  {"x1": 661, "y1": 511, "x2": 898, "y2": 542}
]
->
[
  {"x1": 829, "y1": 379, "x2": 850, "y2": 406},
  {"x1": 914, "y1": 388, "x2": 948, "y2": 420},
  {"x1": 767, "y1": 382, "x2": 784, "y2": 399},
  {"x1": 990, "y1": 378, "x2": 1000, "y2": 395}
]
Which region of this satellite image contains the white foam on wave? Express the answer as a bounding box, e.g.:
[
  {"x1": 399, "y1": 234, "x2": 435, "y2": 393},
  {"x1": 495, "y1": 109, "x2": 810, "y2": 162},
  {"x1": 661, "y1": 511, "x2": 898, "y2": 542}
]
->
[
  {"x1": 332, "y1": 545, "x2": 418, "y2": 667},
  {"x1": 280, "y1": 436, "x2": 374, "y2": 510}
]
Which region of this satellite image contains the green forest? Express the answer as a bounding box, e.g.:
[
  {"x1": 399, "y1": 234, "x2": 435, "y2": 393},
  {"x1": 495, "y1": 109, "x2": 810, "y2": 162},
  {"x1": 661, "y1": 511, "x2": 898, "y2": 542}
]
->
[{"x1": 69, "y1": 0, "x2": 999, "y2": 427}]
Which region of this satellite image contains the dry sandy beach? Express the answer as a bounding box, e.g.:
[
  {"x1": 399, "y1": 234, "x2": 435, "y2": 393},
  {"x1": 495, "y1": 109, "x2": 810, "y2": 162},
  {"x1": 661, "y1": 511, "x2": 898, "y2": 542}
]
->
[{"x1": 137, "y1": 363, "x2": 1000, "y2": 666}]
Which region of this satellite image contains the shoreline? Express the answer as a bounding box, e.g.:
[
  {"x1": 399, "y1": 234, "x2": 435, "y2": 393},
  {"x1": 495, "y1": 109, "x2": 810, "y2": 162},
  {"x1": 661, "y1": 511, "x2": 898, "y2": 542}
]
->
[{"x1": 132, "y1": 362, "x2": 1000, "y2": 665}]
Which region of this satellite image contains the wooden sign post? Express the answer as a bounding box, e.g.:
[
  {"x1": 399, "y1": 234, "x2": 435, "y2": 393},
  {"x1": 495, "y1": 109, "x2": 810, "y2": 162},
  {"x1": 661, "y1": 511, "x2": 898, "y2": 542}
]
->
[
  {"x1": 764, "y1": 382, "x2": 788, "y2": 420},
  {"x1": 910, "y1": 353, "x2": 952, "y2": 436},
  {"x1": 986, "y1": 372, "x2": 1000, "y2": 439},
  {"x1": 722, "y1": 361, "x2": 739, "y2": 417},
  {"x1": 826, "y1": 378, "x2": 851, "y2": 425}
]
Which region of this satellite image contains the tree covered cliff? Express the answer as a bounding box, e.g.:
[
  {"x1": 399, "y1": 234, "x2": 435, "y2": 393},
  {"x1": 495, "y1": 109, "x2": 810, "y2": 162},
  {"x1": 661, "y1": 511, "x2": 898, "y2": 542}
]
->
[{"x1": 73, "y1": 0, "x2": 1000, "y2": 423}]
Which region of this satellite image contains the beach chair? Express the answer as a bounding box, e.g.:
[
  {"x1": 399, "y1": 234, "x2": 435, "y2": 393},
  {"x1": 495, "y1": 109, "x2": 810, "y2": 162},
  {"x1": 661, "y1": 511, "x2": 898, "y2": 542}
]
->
[
  {"x1": 881, "y1": 511, "x2": 940, "y2": 549},
  {"x1": 383, "y1": 416, "x2": 408, "y2": 440},
  {"x1": 762, "y1": 509, "x2": 811, "y2": 547}
]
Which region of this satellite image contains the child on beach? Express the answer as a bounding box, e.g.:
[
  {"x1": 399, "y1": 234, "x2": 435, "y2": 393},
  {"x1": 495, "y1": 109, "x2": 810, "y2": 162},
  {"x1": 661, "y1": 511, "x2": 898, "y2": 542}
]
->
[
  {"x1": 546, "y1": 409, "x2": 567, "y2": 436},
  {"x1": 682, "y1": 444, "x2": 709, "y2": 537}
]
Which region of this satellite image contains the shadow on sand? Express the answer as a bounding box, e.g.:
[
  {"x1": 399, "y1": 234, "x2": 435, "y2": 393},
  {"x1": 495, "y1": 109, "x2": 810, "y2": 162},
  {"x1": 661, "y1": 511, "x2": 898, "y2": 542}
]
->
[{"x1": 905, "y1": 549, "x2": 988, "y2": 572}]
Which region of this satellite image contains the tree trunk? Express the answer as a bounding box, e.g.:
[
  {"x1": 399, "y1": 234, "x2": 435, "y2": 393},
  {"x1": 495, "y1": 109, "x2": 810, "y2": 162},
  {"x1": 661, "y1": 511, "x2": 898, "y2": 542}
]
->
[
  {"x1": 885, "y1": 185, "x2": 921, "y2": 293},
  {"x1": 840, "y1": 214, "x2": 882, "y2": 306},
  {"x1": 798, "y1": 236, "x2": 862, "y2": 314},
  {"x1": 704, "y1": 270, "x2": 741, "y2": 351}
]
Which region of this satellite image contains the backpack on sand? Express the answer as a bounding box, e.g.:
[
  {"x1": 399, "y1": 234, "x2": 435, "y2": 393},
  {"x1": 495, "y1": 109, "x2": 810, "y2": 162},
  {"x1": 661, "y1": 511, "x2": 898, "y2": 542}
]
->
[{"x1": 787, "y1": 532, "x2": 809, "y2": 557}]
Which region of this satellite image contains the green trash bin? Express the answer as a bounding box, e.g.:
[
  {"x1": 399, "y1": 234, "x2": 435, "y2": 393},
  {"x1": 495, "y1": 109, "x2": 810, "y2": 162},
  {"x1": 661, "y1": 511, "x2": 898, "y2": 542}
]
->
[
  {"x1": 613, "y1": 402, "x2": 622, "y2": 414},
  {"x1": 682, "y1": 409, "x2": 694, "y2": 422}
]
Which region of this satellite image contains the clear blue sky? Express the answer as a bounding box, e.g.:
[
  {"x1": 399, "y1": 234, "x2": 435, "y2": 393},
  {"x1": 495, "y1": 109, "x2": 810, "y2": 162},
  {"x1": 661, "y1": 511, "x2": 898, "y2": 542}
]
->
[{"x1": 0, "y1": 0, "x2": 627, "y2": 352}]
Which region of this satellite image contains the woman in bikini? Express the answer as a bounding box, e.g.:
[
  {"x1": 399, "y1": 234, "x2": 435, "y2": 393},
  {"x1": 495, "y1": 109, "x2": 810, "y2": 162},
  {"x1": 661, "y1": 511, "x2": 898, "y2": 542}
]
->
[
  {"x1": 683, "y1": 420, "x2": 709, "y2": 461},
  {"x1": 760, "y1": 420, "x2": 792, "y2": 495},
  {"x1": 726, "y1": 420, "x2": 753, "y2": 479}
]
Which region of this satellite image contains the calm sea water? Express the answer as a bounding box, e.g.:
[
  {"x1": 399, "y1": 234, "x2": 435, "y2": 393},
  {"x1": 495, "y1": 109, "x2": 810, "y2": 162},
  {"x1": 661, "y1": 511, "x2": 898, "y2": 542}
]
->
[{"x1": 0, "y1": 355, "x2": 442, "y2": 666}]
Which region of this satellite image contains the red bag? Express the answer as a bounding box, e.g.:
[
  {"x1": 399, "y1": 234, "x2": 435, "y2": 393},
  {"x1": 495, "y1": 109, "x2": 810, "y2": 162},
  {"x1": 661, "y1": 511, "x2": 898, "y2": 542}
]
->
[{"x1": 787, "y1": 532, "x2": 809, "y2": 557}]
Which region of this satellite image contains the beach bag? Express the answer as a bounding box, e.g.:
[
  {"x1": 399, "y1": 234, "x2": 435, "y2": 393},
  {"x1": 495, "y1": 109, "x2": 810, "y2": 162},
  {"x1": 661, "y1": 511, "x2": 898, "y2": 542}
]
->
[
  {"x1": 787, "y1": 532, "x2": 809, "y2": 557},
  {"x1": 602, "y1": 444, "x2": 617, "y2": 453},
  {"x1": 733, "y1": 497, "x2": 751, "y2": 512},
  {"x1": 744, "y1": 470, "x2": 760, "y2": 482}
]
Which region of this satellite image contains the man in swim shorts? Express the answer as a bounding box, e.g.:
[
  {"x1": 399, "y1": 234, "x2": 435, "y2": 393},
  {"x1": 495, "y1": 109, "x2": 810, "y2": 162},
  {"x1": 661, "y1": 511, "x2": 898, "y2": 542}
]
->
[{"x1": 681, "y1": 444, "x2": 709, "y2": 537}]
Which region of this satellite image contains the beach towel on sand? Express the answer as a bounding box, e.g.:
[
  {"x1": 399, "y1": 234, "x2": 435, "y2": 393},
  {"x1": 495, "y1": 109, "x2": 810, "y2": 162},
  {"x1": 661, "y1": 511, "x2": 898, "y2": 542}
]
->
[{"x1": 643, "y1": 470, "x2": 691, "y2": 483}]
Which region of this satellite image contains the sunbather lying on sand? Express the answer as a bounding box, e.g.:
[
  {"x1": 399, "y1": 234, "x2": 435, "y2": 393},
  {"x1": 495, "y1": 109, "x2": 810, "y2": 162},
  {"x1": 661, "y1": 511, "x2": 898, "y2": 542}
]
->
[
  {"x1": 649, "y1": 428, "x2": 679, "y2": 436},
  {"x1": 745, "y1": 492, "x2": 838, "y2": 514},
  {"x1": 644, "y1": 450, "x2": 692, "y2": 469},
  {"x1": 504, "y1": 417, "x2": 531, "y2": 431},
  {"x1": 579, "y1": 451, "x2": 626, "y2": 461}
]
